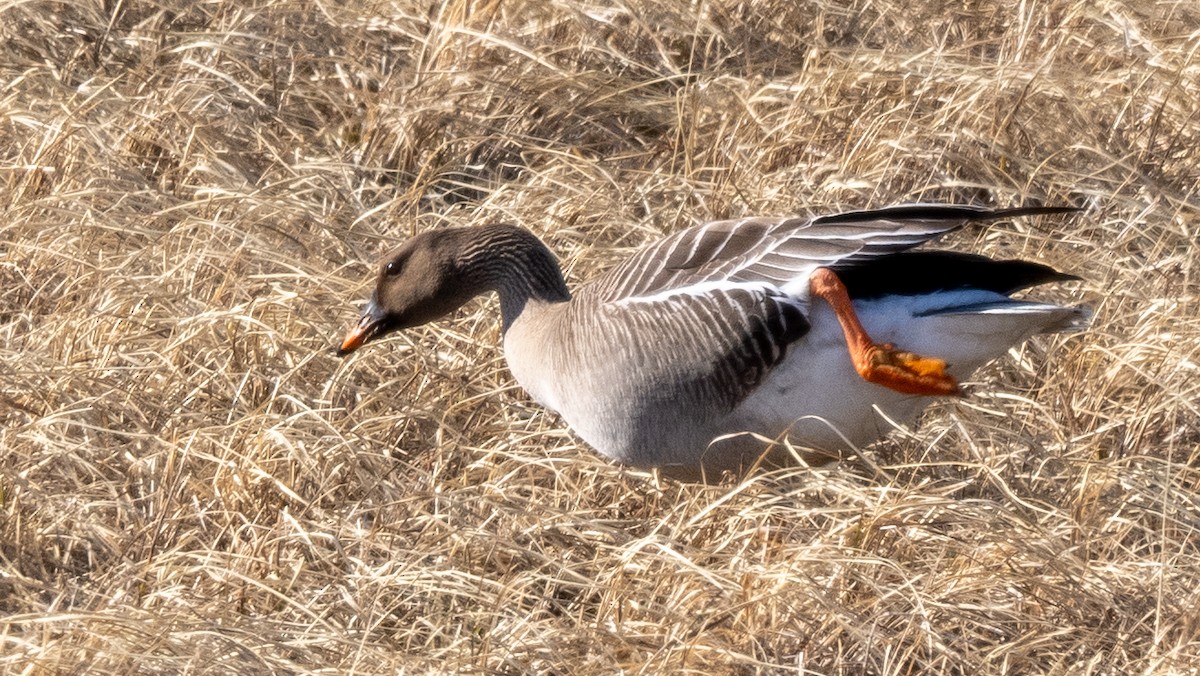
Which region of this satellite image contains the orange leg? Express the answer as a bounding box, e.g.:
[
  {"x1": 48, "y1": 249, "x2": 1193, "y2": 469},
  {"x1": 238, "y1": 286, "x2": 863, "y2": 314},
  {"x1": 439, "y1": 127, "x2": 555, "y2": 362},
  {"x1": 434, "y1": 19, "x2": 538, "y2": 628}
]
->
[{"x1": 809, "y1": 267, "x2": 961, "y2": 396}]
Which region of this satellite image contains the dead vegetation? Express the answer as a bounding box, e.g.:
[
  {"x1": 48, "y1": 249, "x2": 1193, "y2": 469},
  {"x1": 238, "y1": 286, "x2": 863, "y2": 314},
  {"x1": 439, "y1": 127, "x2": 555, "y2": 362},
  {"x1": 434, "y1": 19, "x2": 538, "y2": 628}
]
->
[{"x1": 1, "y1": 0, "x2": 1197, "y2": 672}]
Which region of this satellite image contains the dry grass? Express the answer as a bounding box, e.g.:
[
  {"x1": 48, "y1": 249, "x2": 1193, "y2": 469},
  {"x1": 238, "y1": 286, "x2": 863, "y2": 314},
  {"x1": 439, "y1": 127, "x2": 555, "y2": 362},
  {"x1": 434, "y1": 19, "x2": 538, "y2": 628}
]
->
[{"x1": 1, "y1": 0, "x2": 1197, "y2": 673}]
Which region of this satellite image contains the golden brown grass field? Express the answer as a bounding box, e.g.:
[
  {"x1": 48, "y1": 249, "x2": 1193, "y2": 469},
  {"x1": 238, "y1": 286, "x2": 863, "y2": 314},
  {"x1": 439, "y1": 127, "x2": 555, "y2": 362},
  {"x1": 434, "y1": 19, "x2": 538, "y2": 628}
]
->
[{"x1": 2, "y1": 0, "x2": 1198, "y2": 673}]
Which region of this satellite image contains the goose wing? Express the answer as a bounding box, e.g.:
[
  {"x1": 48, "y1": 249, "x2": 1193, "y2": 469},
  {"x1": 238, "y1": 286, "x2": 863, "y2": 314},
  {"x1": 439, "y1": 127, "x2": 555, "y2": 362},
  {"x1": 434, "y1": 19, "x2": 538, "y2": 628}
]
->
[
  {"x1": 589, "y1": 205, "x2": 1074, "y2": 302},
  {"x1": 576, "y1": 205, "x2": 1074, "y2": 409}
]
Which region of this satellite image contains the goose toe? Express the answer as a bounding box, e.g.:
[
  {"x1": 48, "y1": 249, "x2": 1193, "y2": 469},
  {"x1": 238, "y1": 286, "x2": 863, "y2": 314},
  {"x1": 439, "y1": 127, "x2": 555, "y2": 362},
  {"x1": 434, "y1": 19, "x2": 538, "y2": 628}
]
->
[{"x1": 858, "y1": 344, "x2": 962, "y2": 397}]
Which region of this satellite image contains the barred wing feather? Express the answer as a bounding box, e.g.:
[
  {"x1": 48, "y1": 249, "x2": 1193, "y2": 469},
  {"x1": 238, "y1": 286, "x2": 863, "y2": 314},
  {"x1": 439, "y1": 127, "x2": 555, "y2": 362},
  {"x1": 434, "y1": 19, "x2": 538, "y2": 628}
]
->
[{"x1": 587, "y1": 205, "x2": 1040, "y2": 304}]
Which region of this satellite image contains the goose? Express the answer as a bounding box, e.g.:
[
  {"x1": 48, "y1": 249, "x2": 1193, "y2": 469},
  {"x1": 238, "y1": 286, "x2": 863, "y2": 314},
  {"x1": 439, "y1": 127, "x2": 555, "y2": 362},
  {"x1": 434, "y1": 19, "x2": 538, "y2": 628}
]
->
[{"x1": 338, "y1": 205, "x2": 1089, "y2": 479}]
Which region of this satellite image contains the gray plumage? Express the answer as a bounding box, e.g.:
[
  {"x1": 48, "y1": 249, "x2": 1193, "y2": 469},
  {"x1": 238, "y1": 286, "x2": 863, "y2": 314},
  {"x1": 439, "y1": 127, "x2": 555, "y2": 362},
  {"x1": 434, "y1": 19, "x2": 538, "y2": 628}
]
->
[{"x1": 340, "y1": 205, "x2": 1089, "y2": 478}]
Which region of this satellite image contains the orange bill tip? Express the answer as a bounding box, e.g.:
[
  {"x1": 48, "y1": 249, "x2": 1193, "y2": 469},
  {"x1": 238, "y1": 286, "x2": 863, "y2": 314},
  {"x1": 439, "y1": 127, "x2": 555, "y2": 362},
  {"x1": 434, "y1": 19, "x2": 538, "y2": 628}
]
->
[{"x1": 338, "y1": 325, "x2": 368, "y2": 355}]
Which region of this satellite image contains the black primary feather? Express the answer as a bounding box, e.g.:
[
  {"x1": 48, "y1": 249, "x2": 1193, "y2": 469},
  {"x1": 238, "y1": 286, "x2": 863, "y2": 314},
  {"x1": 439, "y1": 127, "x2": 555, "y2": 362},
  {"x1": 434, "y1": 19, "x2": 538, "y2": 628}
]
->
[{"x1": 836, "y1": 251, "x2": 1079, "y2": 300}]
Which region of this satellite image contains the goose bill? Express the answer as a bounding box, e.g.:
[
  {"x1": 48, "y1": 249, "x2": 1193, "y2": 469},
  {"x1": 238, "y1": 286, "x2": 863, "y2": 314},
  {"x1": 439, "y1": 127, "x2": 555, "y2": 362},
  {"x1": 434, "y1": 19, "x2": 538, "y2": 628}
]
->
[{"x1": 338, "y1": 303, "x2": 384, "y2": 355}]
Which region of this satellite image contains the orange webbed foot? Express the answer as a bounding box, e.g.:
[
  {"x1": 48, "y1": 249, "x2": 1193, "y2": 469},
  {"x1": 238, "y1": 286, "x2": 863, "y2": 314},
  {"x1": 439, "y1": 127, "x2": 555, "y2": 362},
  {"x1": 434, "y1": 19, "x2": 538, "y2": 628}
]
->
[
  {"x1": 857, "y1": 343, "x2": 961, "y2": 396},
  {"x1": 809, "y1": 268, "x2": 962, "y2": 397}
]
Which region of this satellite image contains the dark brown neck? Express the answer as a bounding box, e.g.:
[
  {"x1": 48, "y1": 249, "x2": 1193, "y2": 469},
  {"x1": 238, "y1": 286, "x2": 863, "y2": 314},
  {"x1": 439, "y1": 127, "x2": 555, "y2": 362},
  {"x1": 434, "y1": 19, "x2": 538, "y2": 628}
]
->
[{"x1": 457, "y1": 224, "x2": 571, "y2": 331}]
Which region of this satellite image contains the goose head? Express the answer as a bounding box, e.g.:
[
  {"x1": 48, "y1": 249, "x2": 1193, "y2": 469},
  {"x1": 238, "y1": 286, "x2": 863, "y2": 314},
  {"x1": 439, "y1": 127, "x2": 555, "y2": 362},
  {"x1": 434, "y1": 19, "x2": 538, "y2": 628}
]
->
[
  {"x1": 337, "y1": 229, "x2": 482, "y2": 355},
  {"x1": 337, "y1": 224, "x2": 570, "y2": 356}
]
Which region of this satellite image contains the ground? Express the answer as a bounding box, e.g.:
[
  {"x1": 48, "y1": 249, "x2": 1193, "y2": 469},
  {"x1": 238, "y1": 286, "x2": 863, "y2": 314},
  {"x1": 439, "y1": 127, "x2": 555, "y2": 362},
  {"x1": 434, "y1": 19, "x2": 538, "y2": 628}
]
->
[{"x1": 1, "y1": 1, "x2": 1198, "y2": 673}]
